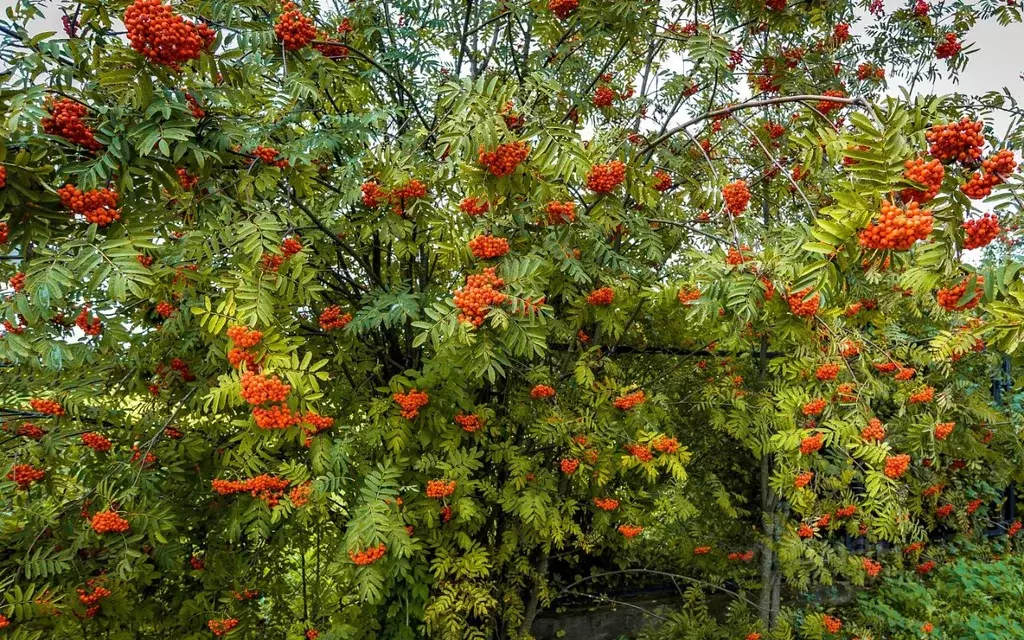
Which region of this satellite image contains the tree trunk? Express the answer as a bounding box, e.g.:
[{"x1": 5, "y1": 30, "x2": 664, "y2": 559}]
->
[{"x1": 518, "y1": 548, "x2": 550, "y2": 638}]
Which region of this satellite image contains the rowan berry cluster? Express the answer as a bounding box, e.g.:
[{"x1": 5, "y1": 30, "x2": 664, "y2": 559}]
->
[
  {"x1": 802, "y1": 398, "x2": 826, "y2": 416},
  {"x1": 822, "y1": 615, "x2": 842, "y2": 633},
  {"x1": 426, "y1": 479, "x2": 456, "y2": 499},
  {"x1": 454, "y1": 413, "x2": 482, "y2": 433},
  {"x1": 176, "y1": 167, "x2": 198, "y2": 191},
  {"x1": 361, "y1": 181, "x2": 388, "y2": 208},
  {"x1": 935, "y1": 503, "x2": 954, "y2": 518},
  {"x1": 190, "y1": 555, "x2": 204, "y2": 570},
  {"x1": 677, "y1": 287, "x2": 700, "y2": 305},
  {"x1": 800, "y1": 432, "x2": 824, "y2": 455},
  {"x1": 914, "y1": 0, "x2": 930, "y2": 16},
  {"x1": 240, "y1": 371, "x2": 291, "y2": 404},
  {"x1": 57, "y1": 184, "x2": 121, "y2": 226},
  {"x1": 290, "y1": 481, "x2": 312, "y2": 507},
  {"x1": 961, "y1": 150, "x2": 1017, "y2": 198},
  {"x1": 281, "y1": 236, "x2": 303, "y2": 258},
  {"x1": 726, "y1": 244, "x2": 751, "y2": 266},
  {"x1": 653, "y1": 435, "x2": 680, "y2": 454},
  {"x1": 586, "y1": 160, "x2": 626, "y2": 193},
  {"x1": 935, "y1": 32, "x2": 961, "y2": 59},
  {"x1": 312, "y1": 35, "x2": 348, "y2": 59},
  {"x1": 73, "y1": 306, "x2": 102, "y2": 336},
  {"x1": 1009, "y1": 520, "x2": 1022, "y2": 536},
  {"x1": 0, "y1": 221, "x2": 8, "y2": 244},
  {"x1": 766, "y1": 0, "x2": 787, "y2": 9},
  {"x1": 319, "y1": 305, "x2": 352, "y2": 331},
  {"x1": 301, "y1": 412, "x2": 334, "y2": 445},
  {"x1": 934, "y1": 422, "x2": 955, "y2": 440},
  {"x1": 625, "y1": 443, "x2": 653, "y2": 462},
  {"x1": 836, "y1": 505, "x2": 857, "y2": 518},
  {"x1": 6, "y1": 464, "x2": 45, "y2": 489},
  {"x1": 30, "y1": 398, "x2": 65, "y2": 416},
  {"x1": 592, "y1": 85, "x2": 616, "y2": 108},
  {"x1": 226, "y1": 325, "x2": 262, "y2": 348},
  {"x1": 252, "y1": 404, "x2": 301, "y2": 429},
  {"x1": 185, "y1": 93, "x2": 204, "y2": 118},
  {"x1": 884, "y1": 454, "x2": 911, "y2": 479},
  {"x1": 647, "y1": 170, "x2": 673, "y2": 194},
  {"x1": 91, "y1": 510, "x2": 130, "y2": 534},
  {"x1": 856, "y1": 63, "x2": 885, "y2": 80},
  {"x1": 693, "y1": 546, "x2": 711, "y2": 555},
  {"x1": 212, "y1": 474, "x2": 291, "y2": 506},
  {"x1": 936, "y1": 277, "x2": 983, "y2": 311},
  {"x1": 612, "y1": 390, "x2": 645, "y2": 411},
  {"x1": 560, "y1": 458, "x2": 580, "y2": 475},
  {"x1": 858, "y1": 200, "x2": 933, "y2": 250},
  {"x1": 154, "y1": 301, "x2": 175, "y2": 319},
  {"x1": 861, "y1": 418, "x2": 886, "y2": 441},
  {"x1": 815, "y1": 363, "x2": 840, "y2": 381},
  {"x1": 618, "y1": 524, "x2": 643, "y2": 538},
  {"x1": 77, "y1": 583, "x2": 111, "y2": 609},
  {"x1": 531, "y1": 384, "x2": 556, "y2": 399},
  {"x1": 253, "y1": 145, "x2": 289, "y2": 168},
  {"x1": 42, "y1": 98, "x2": 103, "y2": 149},
  {"x1": 816, "y1": 89, "x2": 846, "y2": 115},
  {"x1": 547, "y1": 0, "x2": 579, "y2": 19},
  {"x1": 124, "y1": 0, "x2": 213, "y2": 67},
  {"x1": 0, "y1": 166, "x2": 6, "y2": 188},
  {"x1": 393, "y1": 389, "x2": 429, "y2": 419},
  {"x1": 926, "y1": 118, "x2": 984, "y2": 163},
  {"x1": 962, "y1": 213, "x2": 1000, "y2": 249},
  {"x1": 468, "y1": 235, "x2": 510, "y2": 259},
  {"x1": 9, "y1": 271, "x2": 26, "y2": 292},
  {"x1": 208, "y1": 619, "x2": 239, "y2": 636},
  {"x1": 17, "y1": 423, "x2": 45, "y2": 440},
  {"x1": 901, "y1": 157, "x2": 944, "y2": 203},
  {"x1": 545, "y1": 201, "x2": 576, "y2": 224},
  {"x1": 454, "y1": 267, "x2": 507, "y2": 327},
  {"x1": 82, "y1": 432, "x2": 112, "y2": 452},
  {"x1": 275, "y1": 2, "x2": 316, "y2": 50},
  {"x1": 909, "y1": 385, "x2": 935, "y2": 404},
  {"x1": 479, "y1": 141, "x2": 530, "y2": 178},
  {"x1": 787, "y1": 288, "x2": 820, "y2": 317},
  {"x1": 916, "y1": 560, "x2": 935, "y2": 574},
  {"x1": 587, "y1": 287, "x2": 615, "y2": 306},
  {"x1": 460, "y1": 196, "x2": 490, "y2": 216},
  {"x1": 349, "y1": 542, "x2": 387, "y2": 565},
  {"x1": 136, "y1": 254, "x2": 154, "y2": 267},
  {"x1": 794, "y1": 471, "x2": 814, "y2": 488},
  {"x1": 593, "y1": 497, "x2": 619, "y2": 511},
  {"x1": 722, "y1": 180, "x2": 750, "y2": 215}
]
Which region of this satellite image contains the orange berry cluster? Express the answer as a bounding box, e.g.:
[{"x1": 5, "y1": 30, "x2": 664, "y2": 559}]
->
[
  {"x1": 625, "y1": 443, "x2": 653, "y2": 462},
  {"x1": 836, "y1": 505, "x2": 857, "y2": 518},
  {"x1": 592, "y1": 85, "x2": 616, "y2": 108},
  {"x1": 934, "y1": 32, "x2": 961, "y2": 59},
  {"x1": 652, "y1": 170, "x2": 672, "y2": 192},
  {"x1": 208, "y1": 619, "x2": 239, "y2": 636},
  {"x1": 892, "y1": 367, "x2": 915, "y2": 381},
  {"x1": 42, "y1": 98, "x2": 102, "y2": 150},
  {"x1": 962, "y1": 213, "x2": 1000, "y2": 249},
  {"x1": 468, "y1": 234, "x2": 510, "y2": 259},
  {"x1": 454, "y1": 267, "x2": 507, "y2": 327},
  {"x1": 816, "y1": 89, "x2": 846, "y2": 115},
  {"x1": 961, "y1": 150, "x2": 1017, "y2": 199},
  {"x1": 393, "y1": 389, "x2": 429, "y2": 419},
  {"x1": 6, "y1": 463, "x2": 45, "y2": 489},
  {"x1": 935, "y1": 503, "x2": 954, "y2": 518},
  {"x1": 618, "y1": 524, "x2": 643, "y2": 538},
  {"x1": 800, "y1": 432, "x2": 824, "y2": 454},
  {"x1": 560, "y1": 457, "x2": 580, "y2": 474},
  {"x1": 0, "y1": 166, "x2": 6, "y2": 188},
  {"x1": 587, "y1": 286, "x2": 615, "y2": 306},
  {"x1": 17, "y1": 423, "x2": 46, "y2": 440},
  {"x1": 858, "y1": 200, "x2": 933, "y2": 250},
  {"x1": 652, "y1": 436, "x2": 680, "y2": 454},
  {"x1": 612, "y1": 390, "x2": 645, "y2": 411},
  {"x1": 75, "y1": 307, "x2": 102, "y2": 336},
  {"x1": 693, "y1": 546, "x2": 712, "y2": 555},
  {"x1": 722, "y1": 180, "x2": 750, "y2": 215},
  {"x1": 548, "y1": 0, "x2": 579, "y2": 19},
  {"x1": 155, "y1": 301, "x2": 175, "y2": 319},
  {"x1": 454, "y1": 413, "x2": 482, "y2": 433},
  {"x1": 212, "y1": 474, "x2": 291, "y2": 506},
  {"x1": 281, "y1": 236, "x2": 303, "y2": 257},
  {"x1": 391, "y1": 179, "x2": 427, "y2": 201},
  {"x1": 9, "y1": 271, "x2": 26, "y2": 292},
  {"x1": 362, "y1": 181, "x2": 388, "y2": 207},
  {"x1": 901, "y1": 157, "x2": 944, "y2": 203},
  {"x1": 909, "y1": 385, "x2": 935, "y2": 404},
  {"x1": 856, "y1": 63, "x2": 885, "y2": 80},
  {"x1": 275, "y1": 2, "x2": 317, "y2": 50},
  {"x1": 936, "y1": 276, "x2": 983, "y2": 311},
  {"x1": 252, "y1": 404, "x2": 301, "y2": 430},
  {"x1": 91, "y1": 510, "x2": 130, "y2": 534},
  {"x1": 586, "y1": 160, "x2": 626, "y2": 193},
  {"x1": 794, "y1": 471, "x2": 814, "y2": 488},
  {"x1": 797, "y1": 522, "x2": 815, "y2": 538},
  {"x1": 124, "y1": 0, "x2": 214, "y2": 67},
  {"x1": 787, "y1": 288, "x2": 820, "y2": 317},
  {"x1": 227, "y1": 325, "x2": 263, "y2": 348},
  {"x1": 802, "y1": 398, "x2": 826, "y2": 416},
  {"x1": 185, "y1": 93, "x2": 205, "y2": 118},
  {"x1": 82, "y1": 432, "x2": 112, "y2": 452},
  {"x1": 240, "y1": 371, "x2": 291, "y2": 404},
  {"x1": 861, "y1": 418, "x2": 886, "y2": 441},
  {"x1": 934, "y1": 422, "x2": 955, "y2": 440},
  {"x1": 531, "y1": 384, "x2": 556, "y2": 399},
  {"x1": 319, "y1": 305, "x2": 352, "y2": 331},
  {"x1": 916, "y1": 560, "x2": 935, "y2": 574},
  {"x1": 77, "y1": 583, "x2": 111, "y2": 609},
  {"x1": 545, "y1": 201, "x2": 576, "y2": 225},
  {"x1": 349, "y1": 542, "x2": 387, "y2": 565},
  {"x1": 57, "y1": 184, "x2": 121, "y2": 226},
  {"x1": 253, "y1": 145, "x2": 289, "y2": 168},
  {"x1": 815, "y1": 363, "x2": 840, "y2": 381},
  {"x1": 926, "y1": 118, "x2": 984, "y2": 163},
  {"x1": 593, "y1": 497, "x2": 619, "y2": 511},
  {"x1": 426, "y1": 479, "x2": 456, "y2": 499},
  {"x1": 177, "y1": 167, "x2": 198, "y2": 190},
  {"x1": 301, "y1": 412, "x2": 334, "y2": 445},
  {"x1": 822, "y1": 615, "x2": 842, "y2": 634},
  {"x1": 30, "y1": 398, "x2": 65, "y2": 416},
  {"x1": 677, "y1": 287, "x2": 700, "y2": 305},
  {"x1": 0, "y1": 221, "x2": 8, "y2": 244},
  {"x1": 726, "y1": 244, "x2": 751, "y2": 266},
  {"x1": 312, "y1": 34, "x2": 348, "y2": 59},
  {"x1": 460, "y1": 196, "x2": 490, "y2": 216},
  {"x1": 884, "y1": 454, "x2": 911, "y2": 478},
  {"x1": 479, "y1": 141, "x2": 530, "y2": 178},
  {"x1": 290, "y1": 481, "x2": 312, "y2": 507},
  {"x1": 728, "y1": 550, "x2": 755, "y2": 562}
]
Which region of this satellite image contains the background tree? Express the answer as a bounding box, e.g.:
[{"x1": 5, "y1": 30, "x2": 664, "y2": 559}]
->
[{"x1": 1, "y1": 0, "x2": 1023, "y2": 638}]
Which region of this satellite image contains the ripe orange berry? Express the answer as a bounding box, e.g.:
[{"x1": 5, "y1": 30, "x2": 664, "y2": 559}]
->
[
  {"x1": 453, "y1": 267, "x2": 507, "y2": 327},
  {"x1": 901, "y1": 157, "x2": 944, "y2": 203},
  {"x1": 41, "y1": 98, "x2": 103, "y2": 149},
  {"x1": 348, "y1": 542, "x2": 387, "y2": 565},
  {"x1": 858, "y1": 200, "x2": 933, "y2": 251},
  {"x1": 815, "y1": 363, "x2": 840, "y2": 381},
  {"x1": 800, "y1": 432, "x2": 824, "y2": 455},
  {"x1": 934, "y1": 32, "x2": 961, "y2": 59},
  {"x1": 586, "y1": 160, "x2": 626, "y2": 193},
  {"x1": 934, "y1": 422, "x2": 954, "y2": 440},
  {"x1": 625, "y1": 443, "x2": 653, "y2": 462},
  {"x1": 361, "y1": 181, "x2": 388, "y2": 207},
  {"x1": 618, "y1": 524, "x2": 643, "y2": 538},
  {"x1": 722, "y1": 179, "x2": 750, "y2": 215},
  {"x1": 926, "y1": 118, "x2": 984, "y2": 164},
  {"x1": 82, "y1": 432, "x2": 112, "y2": 452},
  {"x1": 587, "y1": 286, "x2": 615, "y2": 306},
  {"x1": 909, "y1": 385, "x2": 935, "y2": 404},
  {"x1": 822, "y1": 614, "x2": 842, "y2": 634},
  {"x1": 393, "y1": 389, "x2": 429, "y2": 419},
  {"x1": 426, "y1": 479, "x2": 456, "y2": 499},
  {"x1": 91, "y1": 510, "x2": 130, "y2": 534},
  {"x1": 592, "y1": 85, "x2": 616, "y2": 108},
  {"x1": 593, "y1": 497, "x2": 619, "y2": 511},
  {"x1": 124, "y1": 0, "x2": 214, "y2": 66},
  {"x1": 652, "y1": 170, "x2": 672, "y2": 192},
  {"x1": 239, "y1": 371, "x2": 291, "y2": 405},
  {"x1": 207, "y1": 619, "x2": 239, "y2": 636},
  {"x1": 468, "y1": 234, "x2": 510, "y2": 259},
  {"x1": 57, "y1": 184, "x2": 121, "y2": 226},
  {"x1": 478, "y1": 141, "x2": 530, "y2": 177},
  {"x1": 30, "y1": 398, "x2": 65, "y2": 416},
  {"x1": 460, "y1": 196, "x2": 490, "y2": 216},
  {"x1": 787, "y1": 288, "x2": 820, "y2": 317},
  {"x1": 884, "y1": 454, "x2": 911, "y2": 478},
  {"x1": 936, "y1": 276, "x2": 984, "y2": 311},
  {"x1": 797, "y1": 522, "x2": 815, "y2": 538},
  {"x1": 226, "y1": 325, "x2": 263, "y2": 348},
  {"x1": 613, "y1": 390, "x2": 645, "y2": 411},
  {"x1": 794, "y1": 471, "x2": 814, "y2": 488},
  {"x1": 652, "y1": 435, "x2": 680, "y2": 454},
  {"x1": 275, "y1": 1, "x2": 316, "y2": 50},
  {"x1": 560, "y1": 458, "x2": 580, "y2": 474},
  {"x1": 454, "y1": 413, "x2": 483, "y2": 433},
  {"x1": 6, "y1": 463, "x2": 45, "y2": 489},
  {"x1": 962, "y1": 213, "x2": 1000, "y2": 249},
  {"x1": 547, "y1": 0, "x2": 579, "y2": 19},
  {"x1": 530, "y1": 384, "x2": 556, "y2": 399},
  {"x1": 861, "y1": 418, "x2": 886, "y2": 441},
  {"x1": 545, "y1": 201, "x2": 576, "y2": 225},
  {"x1": 318, "y1": 305, "x2": 352, "y2": 331}
]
